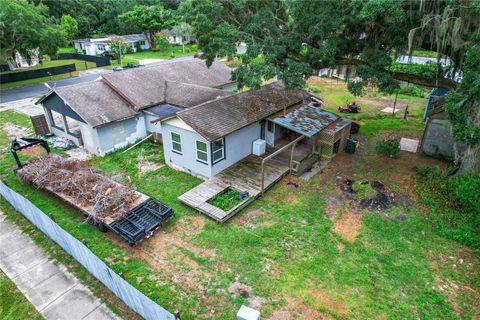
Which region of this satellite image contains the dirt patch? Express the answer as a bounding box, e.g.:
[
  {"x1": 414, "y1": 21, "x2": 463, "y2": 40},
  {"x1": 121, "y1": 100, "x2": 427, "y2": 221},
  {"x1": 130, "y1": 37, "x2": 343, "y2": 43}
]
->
[
  {"x1": 263, "y1": 257, "x2": 281, "y2": 278},
  {"x1": 234, "y1": 208, "x2": 263, "y2": 227},
  {"x1": 358, "y1": 181, "x2": 395, "y2": 210},
  {"x1": 1, "y1": 122, "x2": 33, "y2": 140},
  {"x1": 66, "y1": 147, "x2": 92, "y2": 161},
  {"x1": 228, "y1": 277, "x2": 264, "y2": 309},
  {"x1": 324, "y1": 196, "x2": 344, "y2": 218},
  {"x1": 282, "y1": 175, "x2": 303, "y2": 188},
  {"x1": 268, "y1": 297, "x2": 334, "y2": 320},
  {"x1": 331, "y1": 209, "x2": 363, "y2": 243},
  {"x1": 336, "y1": 176, "x2": 398, "y2": 211},
  {"x1": 137, "y1": 160, "x2": 164, "y2": 175},
  {"x1": 284, "y1": 193, "x2": 299, "y2": 204},
  {"x1": 309, "y1": 288, "x2": 347, "y2": 316}
]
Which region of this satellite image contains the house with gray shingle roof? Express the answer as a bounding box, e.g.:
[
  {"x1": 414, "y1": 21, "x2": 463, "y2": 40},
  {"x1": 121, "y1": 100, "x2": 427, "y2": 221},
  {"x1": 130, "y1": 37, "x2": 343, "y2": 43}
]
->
[
  {"x1": 37, "y1": 60, "x2": 235, "y2": 155},
  {"x1": 159, "y1": 81, "x2": 355, "y2": 179},
  {"x1": 38, "y1": 59, "x2": 355, "y2": 180},
  {"x1": 73, "y1": 34, "x2": 150, "y2": 55}
]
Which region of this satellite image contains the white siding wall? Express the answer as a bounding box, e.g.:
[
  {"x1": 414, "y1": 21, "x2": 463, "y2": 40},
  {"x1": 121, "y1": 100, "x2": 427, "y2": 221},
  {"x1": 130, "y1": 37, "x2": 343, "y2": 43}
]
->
[
  {"x1": 80, "y1": 123, "x2": 101, "y2": 155},
  {"x1": 96, "y1": 116, "x2": 147, "y2": 156},
  {"x1": 210, "y1": 122, "x2": 261, "y2": 176},
  {"x1": 143, "y1": 113, "x2": 162, "y2": 134},
  {"x1": 162, "y1": 120, "x2": 212, "y2": 179},
  {"x1": 162, "y1": 119, "x2": 262, "y2": 178}
]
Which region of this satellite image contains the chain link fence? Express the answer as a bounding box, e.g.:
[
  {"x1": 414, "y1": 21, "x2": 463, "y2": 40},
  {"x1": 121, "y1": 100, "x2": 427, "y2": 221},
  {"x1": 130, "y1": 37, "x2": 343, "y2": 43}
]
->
[{"x1": 0, "y1": 180, "x2": 175, "y2": 320}]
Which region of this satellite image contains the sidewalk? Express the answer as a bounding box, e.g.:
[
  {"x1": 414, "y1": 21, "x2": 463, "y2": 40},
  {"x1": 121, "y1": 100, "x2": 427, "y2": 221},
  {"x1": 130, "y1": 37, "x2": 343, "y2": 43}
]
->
[{"x1": 0, "y1": 212, "x2": 120, "y2": 320}]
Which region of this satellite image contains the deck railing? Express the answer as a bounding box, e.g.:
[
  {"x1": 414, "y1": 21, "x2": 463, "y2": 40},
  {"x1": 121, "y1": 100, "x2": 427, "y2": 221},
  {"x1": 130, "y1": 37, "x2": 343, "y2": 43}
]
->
[{"x1": 260, "y1": 135, "x2": 305, "y2": 194}]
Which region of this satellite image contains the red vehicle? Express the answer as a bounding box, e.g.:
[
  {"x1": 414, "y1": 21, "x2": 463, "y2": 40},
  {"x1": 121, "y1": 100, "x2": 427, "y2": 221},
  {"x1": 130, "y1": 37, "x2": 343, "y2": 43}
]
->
[{"x1": 339, "y1": 102, "x2": 361, "y2": 113}]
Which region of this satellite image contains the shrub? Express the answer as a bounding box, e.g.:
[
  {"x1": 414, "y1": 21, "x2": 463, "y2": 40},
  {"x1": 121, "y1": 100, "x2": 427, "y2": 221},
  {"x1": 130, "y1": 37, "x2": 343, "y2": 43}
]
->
[
  {"x1": 398, "y1": 84, "x2": 427, "y2": 98},
  {"x1": 447, "y1": 172, "x2": 480, "y2": 214},
  {"x1": 414, "y1": 166, "x2": 480, "y2": 252},
  {"x1": 376, "y1": 138, "x2": 400, "y2": 157},
  {"x1": 125, "y1": 46, "x2": 134, "y2": 54}
]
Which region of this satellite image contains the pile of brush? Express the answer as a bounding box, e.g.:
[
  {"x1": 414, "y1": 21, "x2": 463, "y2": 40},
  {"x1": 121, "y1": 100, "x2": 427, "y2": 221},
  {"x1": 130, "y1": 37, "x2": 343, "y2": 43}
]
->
[{"x1": 19, "y1": 154, "x2": 138, "y2": 223}]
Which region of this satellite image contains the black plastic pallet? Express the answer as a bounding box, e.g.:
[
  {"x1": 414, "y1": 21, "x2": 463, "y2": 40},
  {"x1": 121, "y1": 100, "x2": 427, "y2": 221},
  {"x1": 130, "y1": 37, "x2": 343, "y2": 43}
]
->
[{"x1": 109, "y1": 198, "x2": 174, "y2": 244}]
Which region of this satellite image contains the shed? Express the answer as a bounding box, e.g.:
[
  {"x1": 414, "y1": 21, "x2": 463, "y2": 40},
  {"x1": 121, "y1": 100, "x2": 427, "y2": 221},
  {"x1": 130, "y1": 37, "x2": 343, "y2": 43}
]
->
[{"x1": 424, "y1": 87, "x2": 449, "y2": 120}]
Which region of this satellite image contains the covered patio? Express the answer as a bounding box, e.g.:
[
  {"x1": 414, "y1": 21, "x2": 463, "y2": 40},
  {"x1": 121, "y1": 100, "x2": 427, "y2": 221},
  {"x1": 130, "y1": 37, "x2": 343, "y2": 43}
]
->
[{"x1": 265, "y1": 104, "x2": 351, "y2": 175}]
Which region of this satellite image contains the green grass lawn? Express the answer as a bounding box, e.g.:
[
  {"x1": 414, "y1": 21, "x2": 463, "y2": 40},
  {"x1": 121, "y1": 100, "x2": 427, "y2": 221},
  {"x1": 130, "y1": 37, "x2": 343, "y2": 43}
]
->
[
  {"x1": 57, "y1": 47, "x2": 77, "y2": 54},
  {"x1": 308, "y1": 77, "x2": 427, "y2": 136},
  {"x1": 0, "y1": 78, "x2": 478, "y2": 319},
  {"x1": 0, "y1": 58, "x2": 97, "y2": 90},
  {"x1": 1, "y1": 59, "x2": 96, "y2": 75},
  {"x1": 111, "y1": 44, "x2": 198, "y2": 66},
  {"x1": 0, "y1": 271, "x2": 43, "y2": 320}
]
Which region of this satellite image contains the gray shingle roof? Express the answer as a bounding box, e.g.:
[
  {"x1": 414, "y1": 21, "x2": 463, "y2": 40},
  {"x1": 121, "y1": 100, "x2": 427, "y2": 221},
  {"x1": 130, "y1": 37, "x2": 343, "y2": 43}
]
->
[
  {"x1": 54, "y1": 81, "x2": 137, "y2": 128},
  {"x1": 164, "y1": 81, "x2": 232, "y2": 108},
  {"x1": 102, "y1": 60, "x2": 233, "y2": 110},
  {"x1": 176, "y1": 82, "x2": 313, "y2": 141}
]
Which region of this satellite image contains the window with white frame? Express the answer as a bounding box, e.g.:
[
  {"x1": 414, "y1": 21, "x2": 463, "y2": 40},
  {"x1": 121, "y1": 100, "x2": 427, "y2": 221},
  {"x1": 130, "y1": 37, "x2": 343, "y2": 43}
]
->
[
  {"x1": 140, "y1": 40, "x2": 146, "y2": 46},
  {"x1": 97, "y1": 44, "x2": 105, "y2": 51},
  {"x1": 211, "y1": 138, "x2": 225, "y2": 164},
  {"x1": 171, "y1": 132, "x2": 182, "y2": 154},
  {"x1": 196, "y1": 141, "x2": 208, "y2": 164}
]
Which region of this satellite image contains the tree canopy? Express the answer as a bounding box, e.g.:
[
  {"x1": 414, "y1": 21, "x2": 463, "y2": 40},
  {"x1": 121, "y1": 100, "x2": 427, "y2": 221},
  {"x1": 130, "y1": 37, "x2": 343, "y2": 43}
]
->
[
  {"x1": 33, "y1": 0, "x2": 180, "y2": 38},
  {"x1": 181, "y1": 0, "x2": 479, "y2": 173},
  {"x1": 0, "y1": 0, "x2": 66, "y2": 63},
  {"x1": 119, "y1": 4, "x2": 176, "y2": 47},
  {"x1": 60, "y1": 15, "x2": 79, "y2": 44}
]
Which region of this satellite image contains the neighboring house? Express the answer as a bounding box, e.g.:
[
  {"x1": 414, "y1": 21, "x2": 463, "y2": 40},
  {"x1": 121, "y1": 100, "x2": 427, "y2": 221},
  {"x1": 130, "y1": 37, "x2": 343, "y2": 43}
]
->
[
  {"x1": 160, "y1": 81, "x2": 354, "y2": 179},
  {"x1": 37, "y1": 59, "x2": 235, "y2": 155},
  {"x1": 165, "y1": 28, "x2": 195, "y2": 45},
  {"x1": 396, "y1": 54, "x2": 452, "y2": 67},
  {"x1": 318, "y1": 65, "x2": 357, "y2": 80},
  {"x1": 73, "y1": 34, "x2": 150, "y2": 55},
  {"x1": 1, "y1": 50, "x2": 40, "y2": 71}
]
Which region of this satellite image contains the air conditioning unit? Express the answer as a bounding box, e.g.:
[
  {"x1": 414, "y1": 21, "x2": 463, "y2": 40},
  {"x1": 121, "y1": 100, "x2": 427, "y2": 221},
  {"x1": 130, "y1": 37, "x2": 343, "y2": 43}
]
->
[
  {"x1": 237, "y1": 305, "x2": 260, "y2": 320},
  {"x1": 252, "y1": 139, "x2": 266, "y2": 156}
]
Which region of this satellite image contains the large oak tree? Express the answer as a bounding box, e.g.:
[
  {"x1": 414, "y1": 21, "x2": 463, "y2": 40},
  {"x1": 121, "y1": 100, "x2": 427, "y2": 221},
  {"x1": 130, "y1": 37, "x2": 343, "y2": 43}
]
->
[
  {"x1": 182, "y1": 0, "x2": 479, "y2": 174},
  {"x1": 0, "y1": 0, "x2": 66, "y2": 65}
]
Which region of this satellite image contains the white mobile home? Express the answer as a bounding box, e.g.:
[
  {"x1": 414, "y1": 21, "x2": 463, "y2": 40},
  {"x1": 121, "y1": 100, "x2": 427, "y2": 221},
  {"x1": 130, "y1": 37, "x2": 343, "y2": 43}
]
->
[{"x1": 73, "y1": 34, "x2": 150, "y2": 55}]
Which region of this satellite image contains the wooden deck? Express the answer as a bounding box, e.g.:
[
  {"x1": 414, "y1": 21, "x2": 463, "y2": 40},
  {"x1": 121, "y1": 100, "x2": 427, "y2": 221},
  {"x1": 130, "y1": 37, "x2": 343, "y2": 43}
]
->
[{"x1": 178, "y1": 155, "x2": 289, "y2": 222}]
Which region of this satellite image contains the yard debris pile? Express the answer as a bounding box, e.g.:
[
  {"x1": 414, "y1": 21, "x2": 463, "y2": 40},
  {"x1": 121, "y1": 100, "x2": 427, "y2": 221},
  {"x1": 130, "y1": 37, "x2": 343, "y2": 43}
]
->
[{"x1": 19, "y1": 154, "x2": 139, "y2": 223}]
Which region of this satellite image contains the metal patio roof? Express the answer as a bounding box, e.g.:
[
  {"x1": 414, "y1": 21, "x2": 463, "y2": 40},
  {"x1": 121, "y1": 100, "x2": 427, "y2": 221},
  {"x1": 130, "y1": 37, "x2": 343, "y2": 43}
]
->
[{"x1": 270, "y1": 105, "x2": 339, "y2": 137}]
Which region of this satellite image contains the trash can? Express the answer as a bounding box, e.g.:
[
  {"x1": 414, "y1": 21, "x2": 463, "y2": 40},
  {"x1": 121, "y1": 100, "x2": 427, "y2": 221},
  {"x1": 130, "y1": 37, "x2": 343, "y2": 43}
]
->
[{"x1": 345, "y1": 138, "x2": 358, "y2": 154}]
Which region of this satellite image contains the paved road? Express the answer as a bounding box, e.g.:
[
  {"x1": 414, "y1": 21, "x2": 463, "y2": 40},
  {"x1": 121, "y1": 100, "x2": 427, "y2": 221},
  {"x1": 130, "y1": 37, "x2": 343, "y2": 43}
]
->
[
  {"x1": 0, "y1": 211, "x2": 120, "y2": 320},
  {"x1": 0, "y1": 73, "x2": 104, "y2": 103},
  {"x1": 0, "y1": 55, "x2": 195, "y2": 103}
]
